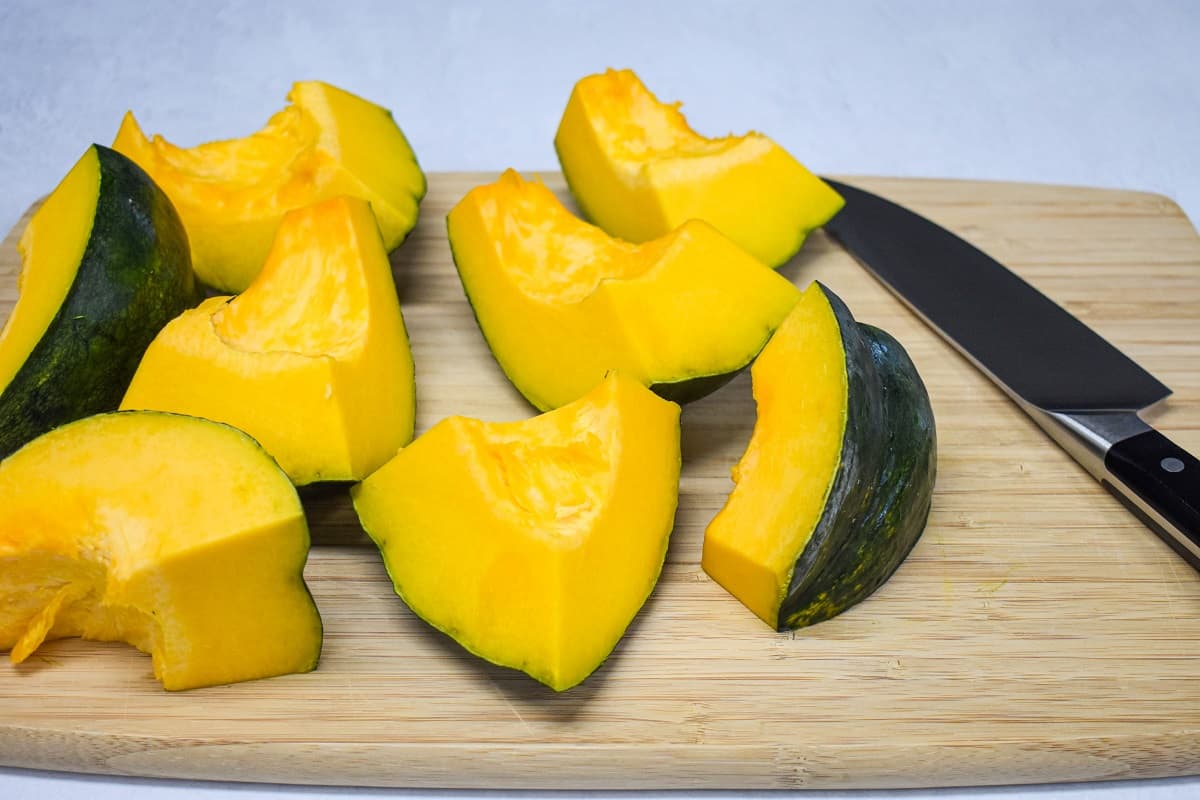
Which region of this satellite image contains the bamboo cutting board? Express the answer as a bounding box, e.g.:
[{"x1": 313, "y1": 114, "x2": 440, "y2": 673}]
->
[{"x1": 1, "y1": 173, "x2": 1198, "y2": 791}]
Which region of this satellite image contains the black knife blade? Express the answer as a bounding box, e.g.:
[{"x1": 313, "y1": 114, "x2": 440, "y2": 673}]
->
[{"x1": 822, "y1": 178, "x2": 1200, "y2": 570}]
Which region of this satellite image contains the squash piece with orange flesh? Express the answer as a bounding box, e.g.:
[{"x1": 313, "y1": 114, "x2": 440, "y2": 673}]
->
[
  {"x1": 555, "y1": 69, "x2": 844, "y2": 268},
  {"x1": 352, "y1": 372, "x2": 681, "y2": 691},
  {"x1": 0, "y1": 411, "x2": 321, "y2": 690},
  {"x1": 114, "y1": 80, "x2": 425, "y2": 292},
  {"x1": 121, "y1": 196, "x2": 415, "y2": 485},
  {"x1": 447, "y1": 169, "x2": 800, "y2": 411},
  {"x1": 702, "y1": 283, "x2": 936, "y2": 630}
]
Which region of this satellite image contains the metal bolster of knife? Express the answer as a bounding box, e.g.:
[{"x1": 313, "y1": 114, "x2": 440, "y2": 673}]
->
[
  {"x1": 1024, "y1": 405, "x2": 1200, "y2": 566},
  {"x1": 1027, "y1": 408, "x2": 1151, "y2": 478}
]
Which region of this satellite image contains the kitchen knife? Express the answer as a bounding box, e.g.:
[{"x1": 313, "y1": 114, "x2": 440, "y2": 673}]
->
[{"x1": 822, "y1": 178, "x2": 1200, "y2": 571}]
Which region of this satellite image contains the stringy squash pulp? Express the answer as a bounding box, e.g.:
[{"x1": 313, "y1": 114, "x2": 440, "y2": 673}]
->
[
  {"x1": 0, "y1": 412, "x2": 321, "y2": 690},
  {"x1": 114, "y1": 80, "x2": 425, "y2": 291}
]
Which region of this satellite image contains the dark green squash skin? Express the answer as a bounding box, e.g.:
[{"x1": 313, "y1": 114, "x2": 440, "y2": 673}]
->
[
  {"x1": 649, "y1": 359, "x2": 752, "y2": 405},
  {"x1": 0, "y1": 145, "x2": 199, "y2": 459},
  {"x1": 775, "y1": 285, "x2": 885, "y2": 625},
  {"x1": 777, "y1": 286, "x2": 937, "y2": 630}
]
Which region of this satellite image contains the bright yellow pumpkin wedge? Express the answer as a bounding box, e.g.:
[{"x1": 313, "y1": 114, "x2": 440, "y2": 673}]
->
[
  {"x1": 121, "y1": 196, "x2": 415, "y2": 485},
  {"x1": 0, "y1": 411, "x2": 321, "y2": 690},
  {"x1": 702, "y1": 283, "x2": 936, "y2": 630},
  {"x1": 447, "y1": 169, "x2": 801, "y2": 411},
  {"x1": 704, "y1": 284, "x2": 850, "y2": 625},
  {"x1": 114, "y1": 80, "x2": 425, "y2": 292},
  {"x1": 351, "y1": 372, "x2": 681, "y2": 691},
  {"x1": 555, "y1": 69, "x2": 844, "y2": 268}
]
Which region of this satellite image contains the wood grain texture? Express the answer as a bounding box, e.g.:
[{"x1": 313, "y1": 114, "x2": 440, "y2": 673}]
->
[{"x1": 1, "y1": 173, "x2": 1198, "y2": 790}]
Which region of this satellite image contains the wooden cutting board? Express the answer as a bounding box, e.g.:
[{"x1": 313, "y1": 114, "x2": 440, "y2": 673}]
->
[{"x1": 1, "y1": 173, "x2": 1198, "y2": 791}]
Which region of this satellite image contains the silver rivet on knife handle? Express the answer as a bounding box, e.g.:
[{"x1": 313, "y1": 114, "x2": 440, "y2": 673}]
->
[{"x1": 1029, "y1": 409, "x2": 1198, "y2": 562}]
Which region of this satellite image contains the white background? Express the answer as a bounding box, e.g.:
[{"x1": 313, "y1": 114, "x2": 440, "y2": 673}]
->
[{"x1": 1, "y1": 1, "x2": 1198, "y2": 798}]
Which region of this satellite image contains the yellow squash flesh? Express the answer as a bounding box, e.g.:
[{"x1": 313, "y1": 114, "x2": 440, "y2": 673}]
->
[
  {"x1": 702, "y1": 284, "x2": 848, "y2": 625},
  {"x1": 0, "y1": 411, "x2": 321, "y2": 690},
  {"x1": 447, "y1": 169, "x2": 800, "y2": 411},
  {"x1": 114, "y1": 80, "x2": 425, "y2": 292},
  {"x1": 121, "y1": 196, "x2": 415, "y2": 485},
  {"x1": 555, "y1": 69, "x2": 844, "y2": 267},
  {"x1": 352, "y1": 372, "x2": 681, "y2": 691},
  {"x1": 0, "y1": 149, "x2": 99, "y2": 392}
]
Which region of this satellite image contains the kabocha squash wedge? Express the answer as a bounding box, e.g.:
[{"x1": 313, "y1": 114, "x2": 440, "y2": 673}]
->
[
  {"x1": 702, "y1": 282, "x2": 936, "y2": 630},
  {"x1": 114, "y1": 80, "x2": 426, "y2": 292},
  {"x1": 352, "y1": 372, "x2": 681, "y2": 691},
  {"x1": 446, "y1": 169, "x2": 800, "y2": 411},
  {"x1": 121, "y1": 196, "x2": 415, "y2": 486},
  {"x1": 0, "y1": 145, "x2": 197, "y2": 461},
  {"x1": 555, "y1": 69, "x2": 844, "y2": 268},
  {"x1": 0, "y1": 411, "x2": 322, "y2": 690}
]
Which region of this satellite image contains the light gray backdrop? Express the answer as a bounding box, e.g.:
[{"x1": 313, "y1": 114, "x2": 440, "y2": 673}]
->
[{"x1": 0, "y1": 1, "x2": 1197, "y2": 799}]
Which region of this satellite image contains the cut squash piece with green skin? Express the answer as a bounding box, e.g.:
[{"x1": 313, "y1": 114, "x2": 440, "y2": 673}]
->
[
  {"x1": 555, "y1": 69, "x2": 844, "y2": 268},
  {"x1": 121, "y1": 196, "x2": 415, "y2": 486},
  {"x1": 352, "y1": 372, "x2": 681, "y2": 691},
  {"x1": 114, "y1": 80, "x2": 426, "y2": 292},
  {"x1": 0, "y1": 411, "x2": 322, "y2": 690},
  {"x1": 446, "y1": 169, "x2": 800, "y2": 412},
  {"x1": 0, "y1": 145, "x2": 198, "y2": 461},
  {"x1": 702, "y1": 282, "x2": 936, "y2": 630}
]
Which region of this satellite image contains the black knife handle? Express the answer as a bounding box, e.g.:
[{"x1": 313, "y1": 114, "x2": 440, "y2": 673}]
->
[{"x1": 1103, "y1": 429, "x2": 1200, "y2": 569}]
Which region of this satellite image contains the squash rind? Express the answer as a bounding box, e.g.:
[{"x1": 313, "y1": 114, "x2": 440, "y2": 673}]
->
[
  {"x1": 779, "y1": 321, "x2": 937, "y2": 628},
  {"x1": 0, "y1": 145, "x2": 198, "y2": 460},
  {"x1": 702, "y1": 282, "x2": 937, "y2": 630},
  {"x1": 775, "y1": 286, "x2": 886, "y2": 623}
]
